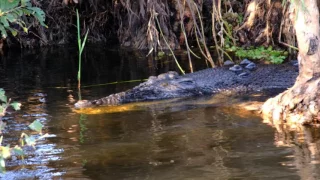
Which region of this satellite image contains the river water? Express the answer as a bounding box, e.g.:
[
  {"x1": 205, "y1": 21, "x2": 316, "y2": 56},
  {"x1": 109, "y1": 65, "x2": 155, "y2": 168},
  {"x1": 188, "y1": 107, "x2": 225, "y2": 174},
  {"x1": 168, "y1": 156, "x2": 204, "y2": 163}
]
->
[{"x1": 0, "y1": 46, "x2": 319, "y2": 179}]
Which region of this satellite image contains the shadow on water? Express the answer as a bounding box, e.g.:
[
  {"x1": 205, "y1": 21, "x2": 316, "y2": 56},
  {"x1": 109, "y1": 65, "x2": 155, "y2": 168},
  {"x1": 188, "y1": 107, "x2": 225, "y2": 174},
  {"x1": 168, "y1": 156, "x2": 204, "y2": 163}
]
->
[{"x1": 0, "y1": 45, "x2": 319, "y2": 179}]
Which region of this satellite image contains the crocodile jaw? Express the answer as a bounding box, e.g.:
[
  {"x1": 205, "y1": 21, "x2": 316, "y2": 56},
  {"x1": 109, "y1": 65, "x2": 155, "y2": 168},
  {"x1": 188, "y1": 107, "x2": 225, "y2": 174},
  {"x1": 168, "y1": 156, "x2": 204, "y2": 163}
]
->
[{"x1": 74, "y1": 100, "x2": 93, "y2": 108}]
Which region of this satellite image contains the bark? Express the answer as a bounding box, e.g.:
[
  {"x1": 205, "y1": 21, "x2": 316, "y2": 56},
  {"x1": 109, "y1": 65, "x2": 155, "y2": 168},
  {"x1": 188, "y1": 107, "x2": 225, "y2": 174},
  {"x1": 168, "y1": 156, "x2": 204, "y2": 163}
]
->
[
  {"x1": 114, "y1": 0, "x2": 182, "y2": 50},
  {"x1": 236, "y1": 0, "x2": 284, "y2": 47},
  {"x1": 262, "y1": 0, "x2": 320, "y2": 126}
]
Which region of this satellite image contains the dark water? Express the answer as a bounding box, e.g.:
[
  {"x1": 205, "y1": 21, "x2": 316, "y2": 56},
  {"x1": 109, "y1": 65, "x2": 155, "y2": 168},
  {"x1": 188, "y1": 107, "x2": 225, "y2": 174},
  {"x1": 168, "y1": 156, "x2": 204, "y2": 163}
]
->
[{"x1": 0, "y1": 46, "x2": 319, "y2": 179}]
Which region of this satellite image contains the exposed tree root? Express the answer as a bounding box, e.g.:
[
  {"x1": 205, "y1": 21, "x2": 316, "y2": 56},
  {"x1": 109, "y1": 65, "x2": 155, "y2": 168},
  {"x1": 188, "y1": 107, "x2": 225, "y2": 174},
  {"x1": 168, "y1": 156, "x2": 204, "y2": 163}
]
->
[
  {"x1": 262, "y1": 77, "x2": 320, "y2": 126},
  {"x1": 236, "y1": 0, "x2": 284, "y2": 47},
  {"x1": 114, "y1": 0, "x2": 180, "y2": 50},
  {"x1": 3, "y1": 0, "x2": 298, "y2": 52}
]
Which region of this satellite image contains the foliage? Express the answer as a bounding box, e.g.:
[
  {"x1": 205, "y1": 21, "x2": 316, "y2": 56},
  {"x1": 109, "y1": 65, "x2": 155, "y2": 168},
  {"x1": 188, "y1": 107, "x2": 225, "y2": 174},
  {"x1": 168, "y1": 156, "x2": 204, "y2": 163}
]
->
[
  {"x1": 226, "y1": 46, "x2": 288, "y2": 64},
  {"x1": 0, "y1": 88, "x2": 21, "y2": 116},
  {"x1": 0, "y1": 0, "x2": 47, "y2": 38},
  {"x1": 221, "y1": 18, "x2": 287, "y2": 64},
  {"x1": 0, "y1": 89, "x2": 46, "y2": 173}
]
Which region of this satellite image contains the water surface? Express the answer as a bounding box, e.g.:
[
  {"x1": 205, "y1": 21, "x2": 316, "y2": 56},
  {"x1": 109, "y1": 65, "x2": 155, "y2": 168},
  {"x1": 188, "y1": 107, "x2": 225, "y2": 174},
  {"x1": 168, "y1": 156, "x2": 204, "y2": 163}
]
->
[{"x1": 0, "y1": 46, "x2": 318, "y2": 179}]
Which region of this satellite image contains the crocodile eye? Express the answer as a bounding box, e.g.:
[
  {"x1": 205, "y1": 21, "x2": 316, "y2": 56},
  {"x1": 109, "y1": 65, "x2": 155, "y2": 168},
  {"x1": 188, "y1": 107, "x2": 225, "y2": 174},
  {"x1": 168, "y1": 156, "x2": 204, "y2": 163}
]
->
[
  {"x1": 161, "y1": 82, "x2": 169, "y2": 87},
  {"x1": 178, "y1": 80, "x2": 194, "y2": 85},
  {"x1": 175, "y1": 77, "x2": 195, "y2": 85}
]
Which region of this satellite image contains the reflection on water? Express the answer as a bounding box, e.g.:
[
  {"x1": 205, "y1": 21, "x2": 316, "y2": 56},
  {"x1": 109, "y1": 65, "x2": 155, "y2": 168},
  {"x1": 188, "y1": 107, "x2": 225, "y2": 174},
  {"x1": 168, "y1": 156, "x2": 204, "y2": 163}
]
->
[{"x1": 0, "y1": 46, "x2": 319, "y2": 179}]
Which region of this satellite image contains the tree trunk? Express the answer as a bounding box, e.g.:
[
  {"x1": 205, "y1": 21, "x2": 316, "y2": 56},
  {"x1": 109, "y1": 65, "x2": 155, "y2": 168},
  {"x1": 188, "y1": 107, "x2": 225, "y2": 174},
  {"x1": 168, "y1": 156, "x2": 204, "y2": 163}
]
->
[
  {"x1": 262, "y1": 0, "x2": 320, "y2": 126},
  {"x1": 236, "y1": 0, "x2": 284, "y2": 47}
]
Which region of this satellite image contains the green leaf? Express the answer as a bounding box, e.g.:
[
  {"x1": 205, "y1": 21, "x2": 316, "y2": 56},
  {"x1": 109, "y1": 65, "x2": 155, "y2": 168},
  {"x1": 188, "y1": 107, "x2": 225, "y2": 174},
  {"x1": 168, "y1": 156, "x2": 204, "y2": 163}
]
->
[
  {"x1": 0, "y1": 121, "x2": 6, "y2": 133},
  {"x1": 0, "y1": 0, "x2": 20, "y2": 11},
  {"x1": 10, "y1": 102, "x2": 21, "y2": 111},
  {"x1": 7, "y1": 27, "x2": 17, "y2": 36},
  {"x1": 0, "y1": 89, "x2": 5, "y2": 97},
  {"x1": 0, "y1": 1, "x2": 47, "y2": 38},
  {"x1": 28, "y1": 120, "x2": 43, "y2": 133},
  {"x1": 24, "y1": 135, "x2": 36, "y2": 146},
  {"x1": 21, "y1": 8, "x2": 32, "y2": 16},
  {"x1": 0, "y1": 145, "x2": 11, "y2": 159},
  {"x1": 0, "y1": 16, "x2": 9, "y2": 27},
  {"x1": 5, "y1": 13, "x2": 16, "y2": 22},
  {"x1": 0, "y1": 106, "x2": 4, "y2": 115},
  {"x1": 0, "y1": 157, "x2": 5, "y2": 171},
  {"x1": 0, "y1": 96, "x2": 7, "y2": 104},
  {"x1": 157, "y1": 51, "x2": 165, "y2": 57},
  {"x1": 23, "y1": 27, "x2": 28, "y2": 33},
  {"x1": 0, "y1": 24, "x2": 8, "y2": 39},
  {"x1": 0, "y1": 89, "x2": 7, "y2": 103},
  {"x1": 13, "y1": 146, "x2": 24, "y2": 156},
  {"x1": 26, "y1": 7, "x2": 47, "y2": 27},
  {"x1": 15, "y1": 9, "x2": 24, "y2": 16},
  {"x1": 21, "y1": 0, "x2": 31, "y2": 7}
]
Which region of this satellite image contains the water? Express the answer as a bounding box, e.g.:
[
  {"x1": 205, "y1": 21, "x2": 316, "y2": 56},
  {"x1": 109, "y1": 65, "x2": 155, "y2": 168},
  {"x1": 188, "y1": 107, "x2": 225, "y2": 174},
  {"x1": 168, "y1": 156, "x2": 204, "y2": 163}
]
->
[{"x1": 0, "y1": 46, "x2": 319, "y2": 179}]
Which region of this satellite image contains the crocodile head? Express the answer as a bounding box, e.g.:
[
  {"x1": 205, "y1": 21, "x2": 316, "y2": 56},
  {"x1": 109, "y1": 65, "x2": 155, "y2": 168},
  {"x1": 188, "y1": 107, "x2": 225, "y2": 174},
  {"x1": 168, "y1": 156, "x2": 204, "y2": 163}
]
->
[
  {"x1": 74, "y1": 100, "x2": 93, "y2": 108},
  {"x1": 121, "y1": 77, "x2": 203, "y2": 102}
]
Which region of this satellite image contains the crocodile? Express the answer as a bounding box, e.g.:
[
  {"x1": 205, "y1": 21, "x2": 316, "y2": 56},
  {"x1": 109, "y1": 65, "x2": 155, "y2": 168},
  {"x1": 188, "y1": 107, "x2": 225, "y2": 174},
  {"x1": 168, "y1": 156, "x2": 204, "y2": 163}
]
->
[{"x1": 74, "y1": 62, "x2": 299, "y2": 108}]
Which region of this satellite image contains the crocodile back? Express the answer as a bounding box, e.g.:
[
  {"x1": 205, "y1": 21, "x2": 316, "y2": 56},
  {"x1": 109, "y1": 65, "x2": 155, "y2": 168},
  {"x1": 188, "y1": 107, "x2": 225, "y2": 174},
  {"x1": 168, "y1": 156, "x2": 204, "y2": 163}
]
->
[{"x1": 183, "y1": 63, "x2": 299, "y2": 93}]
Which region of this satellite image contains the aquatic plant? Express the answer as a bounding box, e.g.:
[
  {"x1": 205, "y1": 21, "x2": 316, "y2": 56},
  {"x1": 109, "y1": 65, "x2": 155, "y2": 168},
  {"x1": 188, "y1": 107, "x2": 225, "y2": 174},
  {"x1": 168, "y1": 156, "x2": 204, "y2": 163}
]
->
[
  {"x1": 0, "y1": 88, "x2": 46, "y2": 173},
  {"x1": 0, "y1": 0, "x2": 47, "y2": 38},
  {"x1": 76, "y1": 9, "x2": 89, "y2": 89}
]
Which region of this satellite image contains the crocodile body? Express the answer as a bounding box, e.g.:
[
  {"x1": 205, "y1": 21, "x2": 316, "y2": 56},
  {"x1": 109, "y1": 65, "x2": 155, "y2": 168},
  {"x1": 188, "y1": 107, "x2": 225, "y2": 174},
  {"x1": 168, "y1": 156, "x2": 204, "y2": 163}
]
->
[{"x1": 75, "y1": 63, "x2": 299, "y2": 108}]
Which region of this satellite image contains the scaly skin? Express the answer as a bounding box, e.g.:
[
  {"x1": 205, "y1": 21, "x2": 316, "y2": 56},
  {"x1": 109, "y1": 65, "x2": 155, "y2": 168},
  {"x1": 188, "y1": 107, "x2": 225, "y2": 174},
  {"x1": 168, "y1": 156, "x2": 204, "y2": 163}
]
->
[{"x1": 74, "y1": 63, "x2": 299, "y2": 108}]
